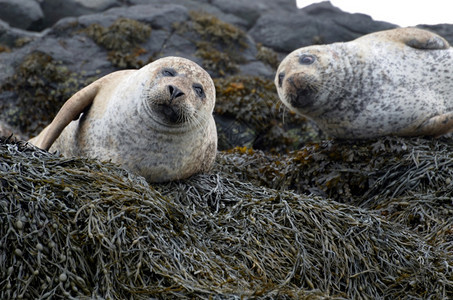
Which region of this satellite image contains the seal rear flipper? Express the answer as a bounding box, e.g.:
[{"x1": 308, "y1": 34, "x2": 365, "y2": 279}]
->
[
  {"x1": 393, "y1": 27, "x2": 449, "y2": 50},
  {"x1": 409, "y1": 112, "x2": 453, "y2": 137}
]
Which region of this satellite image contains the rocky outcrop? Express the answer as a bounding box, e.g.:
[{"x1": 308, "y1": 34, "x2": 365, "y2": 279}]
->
[{"x1": 249, "y1": 1, "x2": 397, "y2": 52}]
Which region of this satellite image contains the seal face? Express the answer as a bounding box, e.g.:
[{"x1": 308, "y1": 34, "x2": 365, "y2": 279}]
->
[
  {"x1": 275, "y1": 27, "x2": 453, "y2": 139},
  {"x1": 29, "y1": 56, "x2": 217, "y2": 182}
]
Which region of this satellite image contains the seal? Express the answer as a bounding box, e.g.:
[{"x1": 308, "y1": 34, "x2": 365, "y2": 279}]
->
[
  {"x1": 29, "y1": 56, "x2": 217, "y2": 182},
  {"x1": 275, "y1": 27, "x2": 453, "y2": 139}
]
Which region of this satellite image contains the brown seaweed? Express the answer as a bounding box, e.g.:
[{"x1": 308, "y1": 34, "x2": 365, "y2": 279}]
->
[{"x1": 0, "y1": 136, "x2": 451, "y2": 299}]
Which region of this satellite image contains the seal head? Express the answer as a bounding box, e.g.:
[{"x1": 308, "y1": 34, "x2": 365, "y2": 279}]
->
[
  {"x1": 275, "y1": 27, "x2": 453, "y2": 139},
  {"x1": 30, "y1": 56, "x2": 217, "y2": 182}
]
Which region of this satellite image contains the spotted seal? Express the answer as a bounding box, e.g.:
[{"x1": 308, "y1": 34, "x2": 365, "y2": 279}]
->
[
  {"x1": 29, "y1": 56, "x2": 217, "y2": 182},
  {"x1": 275, "y1": 27, "x2": 453, "y2": 138}
]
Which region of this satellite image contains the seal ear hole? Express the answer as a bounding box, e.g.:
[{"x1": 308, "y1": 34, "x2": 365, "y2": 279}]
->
[
  {"x1": 192, "y1": 83, "x2": 205, "y2": 98},
  {"x1": 162, "y1": 68, "x2": 177, "y2": 77},
  {"x1": 278, "y1": 72, "x2": 285, "y2": 87},
  {"x1": 299, "y1": 54, "x2": 316, "y2": 65}
]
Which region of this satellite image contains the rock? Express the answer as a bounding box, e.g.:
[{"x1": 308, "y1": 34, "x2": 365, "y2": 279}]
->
[
  {"x1": 211, "y1": 0, "x2": 297, "y2": 29},
  {"x1": 129, "y1": 0, "x2": 248, "y2": 29},
  {"x1": 0, "y1": 120, "x2": 24, "y2": 140},
  {"x1": 0, "y1": 3, "x2": 275, "y2": 136},
  {"x1": 79, "y1": 4, "x2": 190, "y2": 30},
  {"x1": 417, "y1": 24, "x2": 453, "y2": 45},
  {"x1": 0, "y1": 0, "x2": 43, "y2": 30},
  {"x1": 249, "y1": 1, "x2": 396, "y2": 53},
  {"x1": 39, "y1": 0, "x2": 121, "y2": 29},
  {"x1": 0, "y1": 19, "x2": 42, "y2": 48}
]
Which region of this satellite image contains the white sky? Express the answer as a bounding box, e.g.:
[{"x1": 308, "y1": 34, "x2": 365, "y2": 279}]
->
[{"x1": 296, "y1": 0, "x2": 453, "y2": 27}]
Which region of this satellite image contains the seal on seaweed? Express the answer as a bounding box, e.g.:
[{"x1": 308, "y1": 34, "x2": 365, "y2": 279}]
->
[
  {"x1": 275, "y1": 27, "x2": 453, "y2": 139},
  {"x1": 29, "y1": 56, "x2": 217, "y2": 182}
]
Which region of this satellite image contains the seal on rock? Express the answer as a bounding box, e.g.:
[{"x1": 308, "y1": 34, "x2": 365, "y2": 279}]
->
[
  {"x1": 275, "y1": 27, "x2": 453, "y2": 139},
  {"x1": 29, "y1": 56, "x2": 217, "y2": 182}
]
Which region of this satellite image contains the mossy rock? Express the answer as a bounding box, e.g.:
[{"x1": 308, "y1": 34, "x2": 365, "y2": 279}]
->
[
  {"x1": 256, "y1": 43, "x2": 280, "y2": 70},
  {"x1": 0, "y1": 136, "x2": 452, "y2": 299},
  {"x1": 214, "y1": 75, "x2": 325, "y2": 153},
  {"x1": 82, "y1": 18, "x2": 152, "y2": 69},
  {"x1": 0, "y1": 52, "x2": 94, "y2": 136},
  {"x1": 0, "y1": 44, "x2": 11, "y2": 53},
  {"x1": 174, "y1": 11, "x2": 249, "y2": 76}
]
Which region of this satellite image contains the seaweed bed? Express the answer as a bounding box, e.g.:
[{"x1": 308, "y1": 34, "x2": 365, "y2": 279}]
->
[{"x1": 0, "y1": 136, "x2": 452, "y2": 299}]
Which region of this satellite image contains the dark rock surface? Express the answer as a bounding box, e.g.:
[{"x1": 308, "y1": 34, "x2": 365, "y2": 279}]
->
[
  {"x1": 39, "y1": 0, "x2": 121, "y2": 30},
  {"x1": 249, "y1": 1, "x2": 397, "y2": 52},
  {"x1": 0, "y1": 0, "x2": 43, "y2": 30}
]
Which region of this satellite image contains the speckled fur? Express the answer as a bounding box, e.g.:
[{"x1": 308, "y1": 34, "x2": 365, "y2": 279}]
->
[
  {"x1": 275, "y1": 27, "x2": 453, "y2": 139},
  {"x1": 30, "y1": 57, "x2": 217, "y2": 182}
]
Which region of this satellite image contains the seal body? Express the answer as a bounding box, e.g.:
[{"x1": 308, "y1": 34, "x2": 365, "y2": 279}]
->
[
  {"x1": 275, "y1": 27, "x2": 453, "y2": 138},
  {"x1": 30, "y1": 57, "x2": 217, "y2": 182}
]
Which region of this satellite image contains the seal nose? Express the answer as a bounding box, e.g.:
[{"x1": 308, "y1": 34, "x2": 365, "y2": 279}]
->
[{"x1": 168, "y1": 85, "x2": 185, "y2": 101}]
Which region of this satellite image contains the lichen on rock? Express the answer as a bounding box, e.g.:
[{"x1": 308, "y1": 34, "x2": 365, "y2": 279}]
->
[
  {"x1": 0, "y1": 52, "x2": 95, "y2": 136},
  {"x1": 82, "y1": 18, "x2": 152, "y2": 68},
  {"x1": 214, "y1": 75, "x2": 324, "y2": 153},
  {"x1": 174, "y1": 11, "x2": 249, "y2": 76}
]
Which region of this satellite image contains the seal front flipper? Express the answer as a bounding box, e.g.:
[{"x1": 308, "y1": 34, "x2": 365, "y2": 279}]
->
[
  {"x1": 29, "y1": 71, "x2": 132, "y2": 150},
  {"x1": 29, "y1": 77, "x2": 104, "y2": 150}
]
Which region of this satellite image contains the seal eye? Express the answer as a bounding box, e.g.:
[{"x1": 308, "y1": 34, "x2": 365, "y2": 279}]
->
[
  {"x1": 193, "y1": 83, "x2": 205, "y2": 98},
  {"x1": 162, "y1": 68, "x2": 177, "y2": 77},
  {"x1": 299, "y1": 54, "x2": 316, "y2": 65}
]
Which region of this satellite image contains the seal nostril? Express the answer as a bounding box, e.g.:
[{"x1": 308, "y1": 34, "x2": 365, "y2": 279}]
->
[
  {"x1": 278, "y1": 72, "x2": 285, "y2": 87},
  {"x1": 168, "y1": 85, "x2": 185, "y2": 100}
]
